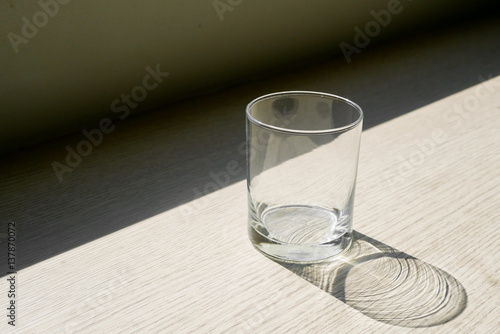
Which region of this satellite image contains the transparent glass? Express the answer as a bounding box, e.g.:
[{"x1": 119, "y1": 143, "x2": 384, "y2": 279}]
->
[{"x1": 246, "y1": 91, "x2": 363, "y2": 263}]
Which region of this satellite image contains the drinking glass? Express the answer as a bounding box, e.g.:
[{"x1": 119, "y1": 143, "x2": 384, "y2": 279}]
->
[{"x1": 246, "y1": 91, "x2": 363, "y2": 262}]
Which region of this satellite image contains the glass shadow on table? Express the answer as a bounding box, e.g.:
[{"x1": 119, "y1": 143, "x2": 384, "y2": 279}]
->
[{"x1": 275, "y1": 231, "x2": 467, "y2": 328}]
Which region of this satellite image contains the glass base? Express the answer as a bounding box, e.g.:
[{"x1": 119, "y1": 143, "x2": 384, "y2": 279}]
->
[{"x1": 249, "y1": 205, "x2": 352, "y2": 263}]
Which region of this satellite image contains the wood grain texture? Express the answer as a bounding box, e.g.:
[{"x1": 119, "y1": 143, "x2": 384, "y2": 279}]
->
[{"x1": 0, "y1": 16, "x2": 499, "y2": 334}]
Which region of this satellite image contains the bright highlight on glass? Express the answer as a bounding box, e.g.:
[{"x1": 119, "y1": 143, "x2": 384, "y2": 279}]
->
[{"x1": 246, "y1": 91, "x2": 363, "y2": 263}]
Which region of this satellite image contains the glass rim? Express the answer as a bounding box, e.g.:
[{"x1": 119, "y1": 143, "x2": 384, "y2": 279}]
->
[{"x1": 246, "y1": 91, "x2": 363, "y2": 135}]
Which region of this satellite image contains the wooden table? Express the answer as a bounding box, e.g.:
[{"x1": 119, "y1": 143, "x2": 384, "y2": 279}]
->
[{"x1": 1, "y1": 16, "x2": 499, "y2": 333}]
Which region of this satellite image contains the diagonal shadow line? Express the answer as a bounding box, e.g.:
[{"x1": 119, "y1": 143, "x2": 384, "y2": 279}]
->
[
  {"x1": 0, "y1": 14, "x2": 498, "y2": 276},
  {"x1": 275, "y1": 231, "x2": 467, "y2": 328}
]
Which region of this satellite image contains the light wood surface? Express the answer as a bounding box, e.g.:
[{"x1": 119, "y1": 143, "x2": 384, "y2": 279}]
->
[{"x1": 1, "y1": 16, "x2": 499, "y2": 333}]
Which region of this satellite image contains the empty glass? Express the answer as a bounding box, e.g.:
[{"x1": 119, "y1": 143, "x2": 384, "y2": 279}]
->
[{"x1": 246, "y1": 91, "x2": 363, "y2": 262}]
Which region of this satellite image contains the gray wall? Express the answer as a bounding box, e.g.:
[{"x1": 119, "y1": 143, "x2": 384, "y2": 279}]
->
[{"x1": 0, "y1": 0, "x2": 487, "y2": 153}]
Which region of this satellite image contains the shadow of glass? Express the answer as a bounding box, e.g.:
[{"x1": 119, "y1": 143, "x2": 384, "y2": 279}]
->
[{"x1": 276, "y1": 231, "x2": 467, "y2": 328}]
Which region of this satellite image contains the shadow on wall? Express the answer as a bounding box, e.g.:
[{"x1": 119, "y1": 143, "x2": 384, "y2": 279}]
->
[{"x1": 277, "y1": 231, "x2": 467, "y2": 328}]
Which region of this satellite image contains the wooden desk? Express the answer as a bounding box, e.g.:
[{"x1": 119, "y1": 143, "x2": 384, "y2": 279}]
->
[{"x1": 1, "y1": 16, "x2": 499, "y2": 333}]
